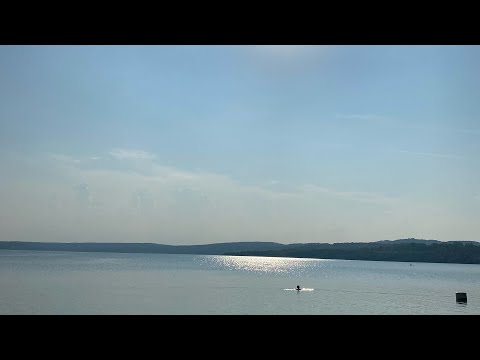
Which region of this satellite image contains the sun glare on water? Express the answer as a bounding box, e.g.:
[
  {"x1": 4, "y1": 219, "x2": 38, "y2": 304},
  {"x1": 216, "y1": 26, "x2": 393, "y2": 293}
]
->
[{"x1": 207, "y1": 255, "x2": 330, "y2": 275}]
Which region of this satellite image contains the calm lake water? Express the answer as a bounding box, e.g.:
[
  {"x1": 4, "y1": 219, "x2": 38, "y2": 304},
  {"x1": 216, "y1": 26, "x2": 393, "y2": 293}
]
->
[{"x1": 1, "y1": 250, "x2": 479, "y2": 314}]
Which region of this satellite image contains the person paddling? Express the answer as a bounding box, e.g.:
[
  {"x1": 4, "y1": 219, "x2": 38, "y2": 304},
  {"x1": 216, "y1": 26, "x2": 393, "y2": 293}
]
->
[{"x1": 296, "y1": 285, "x2": 301, "y2": 291}]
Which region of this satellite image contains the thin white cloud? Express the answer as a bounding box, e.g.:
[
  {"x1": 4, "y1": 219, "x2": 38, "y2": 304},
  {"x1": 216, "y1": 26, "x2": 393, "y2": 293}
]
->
[
  {"x1": 50, "y1": 154, "x2": 81, "y2": 164},
  {"x1": 337, "y1": 114, "x2": 480, "y2": 137},
  {"x1": 6, "y1": 148, "x2": 478, "y2": 244},
  {"x1": 242, "y1": 45, "x2": 327, "y2": 78},
  {"x1": 398, "y1": 150, "x2": 463, "y2": 160},
  {"x1": 109, "y1": 148, "x2": 156, "y2": 161},
  {"x1": 255, "y1": 45, "x2": 312, "y2": 56},
  {"x1": 455, "y1": 128, "x2": 480, "y2": 135},
  {"x1": 335, "y1": 113, "x2": 396, "y2": 125},
  {"x1": 301, "y1": 184, "x2": 397, "y2": 205},
  {"x1": 50, "y1": 150, "x2": 395, "y2": 206}
]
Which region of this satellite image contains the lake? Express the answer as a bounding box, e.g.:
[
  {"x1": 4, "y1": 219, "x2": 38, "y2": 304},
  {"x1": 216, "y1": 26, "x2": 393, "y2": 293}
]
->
[{"x1": 1, "y1": 250, "x2": 479, "y2": 314}]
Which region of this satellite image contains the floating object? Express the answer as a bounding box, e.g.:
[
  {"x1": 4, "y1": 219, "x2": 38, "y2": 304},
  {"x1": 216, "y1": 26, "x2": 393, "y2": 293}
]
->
[
  {"x1": 284, "y1": 288, "x2": 314, "y2": 291},
  {"x1": 456, "y1": 292, "x2": 467, "y2": 303}
]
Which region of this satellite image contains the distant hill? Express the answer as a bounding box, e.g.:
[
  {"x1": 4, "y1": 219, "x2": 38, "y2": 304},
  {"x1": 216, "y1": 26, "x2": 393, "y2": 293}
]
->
[
  {"x1": 374, "y1": 238, "x2": 442, "y2": 245},
  {"x1": 226, "y1": 240, "x2": 480, "y2": 265},
  {"x1": 373, "y1": 238, "x2": 480, "y2": 246},
  {"x1": 0, "y1": 241, "x2": 285, "y2": 255},
  {"x1": 1, "y1": 239, "x2": 479, "y2": 265}
]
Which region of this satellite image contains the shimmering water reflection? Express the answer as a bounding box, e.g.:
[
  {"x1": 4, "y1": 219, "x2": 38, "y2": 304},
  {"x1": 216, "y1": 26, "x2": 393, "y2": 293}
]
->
[
  {"x1": 1, "y1": 251, "x2": 479, "y2": 314},
  {"x1": 204, "y1": 255, "x2": 333, "y2": 275}
]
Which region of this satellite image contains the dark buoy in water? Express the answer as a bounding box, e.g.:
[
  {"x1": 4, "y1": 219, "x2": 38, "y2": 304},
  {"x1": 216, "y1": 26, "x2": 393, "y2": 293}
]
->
[{"x1": 456, "y1": 292, "x2": 467, "y2": 303}]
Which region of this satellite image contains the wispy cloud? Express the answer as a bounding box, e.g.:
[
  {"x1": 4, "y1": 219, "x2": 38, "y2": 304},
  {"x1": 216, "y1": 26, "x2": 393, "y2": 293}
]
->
[
  {"x1": 50, "y1": 154, "x2": 81, "y2": 164},
  {"x1": 335, "y1": 113, "x2": 396, "y2": 125},
  {"x1": 1, "y1": 148, "x2": 434, "y2": 244},
  {"x1": 301, "y1": 184, "x2": 397, "y2": 204},
  {"x1": 398, "y1": 150, "x2": 463, "y2": 160},
  {"x1": 109, "y1": 148, "x2": 156, "y2": 161},
  {"x1": 455, "y1": 128, "x2": 480, "y2": 135},
  {"x1": 337, "y1": 114, "x2": 480, "y2": 137},
  {"x1": 51, "y1": 154, "x2": 104, "y2": 164},
  {"x1": 50, "y1": 149, "x2": 396, "y2": 206},
  {"x1": 249, "y1": 45, "x2": 323, "y2": 62}
]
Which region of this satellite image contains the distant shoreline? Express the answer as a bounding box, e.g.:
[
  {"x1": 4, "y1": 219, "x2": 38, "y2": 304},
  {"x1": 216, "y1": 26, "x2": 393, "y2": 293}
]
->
[{"x1": 1, "y1": 239, "x2": 479, "y2": 265}]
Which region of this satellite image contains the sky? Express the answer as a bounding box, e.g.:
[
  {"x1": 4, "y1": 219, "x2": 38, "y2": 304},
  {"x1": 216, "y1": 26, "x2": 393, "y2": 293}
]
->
[{"x1": 0, "y1": 45, "x2": 479, "y2": 245}]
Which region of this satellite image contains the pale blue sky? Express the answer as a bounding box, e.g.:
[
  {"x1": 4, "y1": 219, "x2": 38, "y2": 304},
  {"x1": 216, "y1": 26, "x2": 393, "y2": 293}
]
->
[{"x1": 1, "y1": 45, "x2": 479, "y2": 244}]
